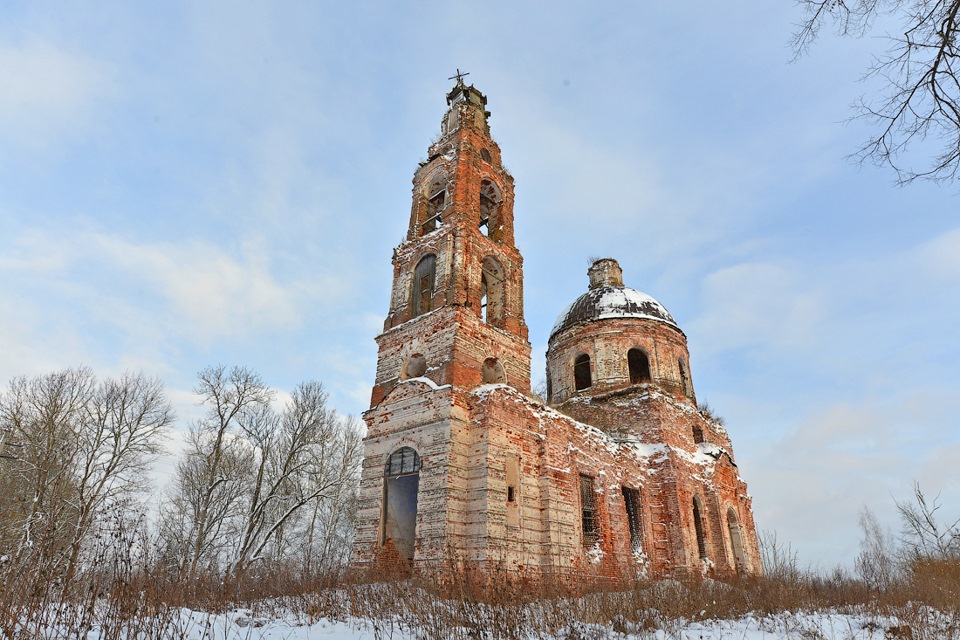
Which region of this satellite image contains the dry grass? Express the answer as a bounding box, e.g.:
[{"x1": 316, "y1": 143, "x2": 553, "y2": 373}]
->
[{"x1": 2, "y1": 550, "x2": 959, "y2": 638}]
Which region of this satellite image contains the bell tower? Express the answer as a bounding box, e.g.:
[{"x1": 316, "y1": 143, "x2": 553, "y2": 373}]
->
[{"x1": 370, "y1": 80, "x2": 531, "y2": 407}]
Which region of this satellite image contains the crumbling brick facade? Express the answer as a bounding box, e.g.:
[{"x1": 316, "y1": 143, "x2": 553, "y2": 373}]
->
[{"x1": 353, "y1": 81, "x2": 761, "y2": 581}]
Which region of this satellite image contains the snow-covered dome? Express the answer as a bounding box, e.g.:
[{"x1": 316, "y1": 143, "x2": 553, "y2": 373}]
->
[{"x1": 550, "y1": 259, "x2": 678, "y2": 339}]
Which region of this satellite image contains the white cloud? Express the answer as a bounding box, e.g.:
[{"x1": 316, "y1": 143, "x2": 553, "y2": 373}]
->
[
  {"x1": 690, "y1": 262, "x2": 824, "y2": 355},
  {"x1": 94, "y1": 232, "x2": 311, "y2": 339},
  {"x1": 917, "y1": 227, "x2": 960, "y2": 282},
  {"x1": 1, "y1": 226, "x2": 319, "y2": 343},
  {"x1": 0, "y1": 39, "x2": 114, "y2": 149}
]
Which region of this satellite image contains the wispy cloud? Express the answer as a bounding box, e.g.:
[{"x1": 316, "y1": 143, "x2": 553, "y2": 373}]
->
[
  {"x1": 0, "y1": 39, "x2": 115, "y2": 149},
  {"x1": 691, "y1": 262, "x2": 825, "y2": 355},
  {"x1": 1, "y1": 226, "x2": 315, "y2": 342}
]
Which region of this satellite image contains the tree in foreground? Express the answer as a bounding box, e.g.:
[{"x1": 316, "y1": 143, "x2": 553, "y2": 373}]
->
[
  {"x1": 794, "y1": 0, "x2": 960, "y2": 183},
  {"x1": 0, "y1": 368, "x2": 172, "y2": 588},
  {"x1": 159, "y1": 365, "x2": 362, "y2": 580}
]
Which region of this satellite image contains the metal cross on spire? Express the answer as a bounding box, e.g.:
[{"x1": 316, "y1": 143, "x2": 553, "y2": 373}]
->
[{"x1": 448, "y1": 68, "x2": 470, "y2": 86}]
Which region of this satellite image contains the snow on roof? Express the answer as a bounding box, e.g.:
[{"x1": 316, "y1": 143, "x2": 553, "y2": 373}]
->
[
  {"x1": 550, "y1": 285, "x2": 678, "y2": 339},
  {"x1": 469, "y1": 384, "x2": 724, "y2": 475}
]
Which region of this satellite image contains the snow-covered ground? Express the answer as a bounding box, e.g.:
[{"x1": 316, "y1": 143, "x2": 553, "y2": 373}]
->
[{"x1": 68, "y1": 607, "x2": 945, "y2": 639}]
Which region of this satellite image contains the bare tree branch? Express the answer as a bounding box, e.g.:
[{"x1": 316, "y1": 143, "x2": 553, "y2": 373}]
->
[{"x1": 794, "y1": 0, "x2": 960, "y2": 183}]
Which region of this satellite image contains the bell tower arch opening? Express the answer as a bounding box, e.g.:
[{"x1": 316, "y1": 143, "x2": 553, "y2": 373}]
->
[
  {"x1": 411, "y1": 254, "x2": 437, "y2": 318},
  {"x1": 479, "y1": 178, "x2": 502, "y2": 240},
  {"x1": 419, "y1": 173, "x2": 448, "y2": 236}
]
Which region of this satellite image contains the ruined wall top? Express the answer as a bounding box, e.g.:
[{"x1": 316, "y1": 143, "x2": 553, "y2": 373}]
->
[{"x1": 446, "y1": 82, "x2": 487, "y2": 109}]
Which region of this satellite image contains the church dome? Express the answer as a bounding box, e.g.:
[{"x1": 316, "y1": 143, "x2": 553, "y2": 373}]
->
[{"x1": 550, "y1": 259, "x2": 678, "y2": 340}]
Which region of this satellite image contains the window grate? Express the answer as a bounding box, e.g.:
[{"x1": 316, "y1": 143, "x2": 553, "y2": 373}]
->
[
  {"x1": 385, "y1": 447, "x2": 421, "y2": 477},
  {"x1": 580, "y1": 474, "x2": 598, "y2": 545}
]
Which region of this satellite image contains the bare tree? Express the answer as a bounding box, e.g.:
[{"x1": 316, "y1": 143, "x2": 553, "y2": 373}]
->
[
  {"x1": 794, "y1": 0, "x2": 960, "y2": 183},
  {"x1": 228, "y1": 382, "x2": 361, "y2": 578},
  {"x1": 64, "y1": 373, "x2": 172, "y2": 583},
  {"x1": 0, "y1": 369, "x2": 93, "y2": 572},
  {"x1": 301, "y1": 414, "x2": 363, "y2": 574},
  {"x1": 160, "y1": 367, "x2": 363, "y2": 579},
  {"x1": 895, "y1": 481, "x2": 960, "y2": 560},
  {"x1": 855, "y1": 507, "x2": 899, "y2": 590},
  {"x1": 160, "y1": 365, "x2": 272, "y2": 579},
  {"x1": 0, "y1": 369, "x2": 171, "y2": 586}
]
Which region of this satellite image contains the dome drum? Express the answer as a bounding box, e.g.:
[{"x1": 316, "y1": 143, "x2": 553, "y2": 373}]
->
[{"x1": 546, "y1": 259, "x2": 695, "y2": 406}]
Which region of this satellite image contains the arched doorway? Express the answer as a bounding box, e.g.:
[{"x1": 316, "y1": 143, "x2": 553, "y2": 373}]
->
[{"x1": 382, "y1": 447, "x2": 421, "y2": 564}]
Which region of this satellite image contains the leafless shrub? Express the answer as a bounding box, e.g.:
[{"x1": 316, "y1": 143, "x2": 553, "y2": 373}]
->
[
  {"x1": 856, "y1": 507, "x2": 900, "y2": 591},
  {"x1": 697, "y1": 401, "x2": 725, "y2": 426}
]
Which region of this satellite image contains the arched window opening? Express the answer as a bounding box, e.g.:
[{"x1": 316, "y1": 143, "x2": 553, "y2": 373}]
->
[
  {"x1": 479, "y1": 179, "x2": 502, "y2": 238},
  {"x1": 574, "y1": 354, "x2": 592, "y2": 391},
  {"x1": 421, "y1": 175, "x2": 447, "y2": 235},
  {"x1": 692, "y1": 496, "x2": 708, "y2": 561},
  {"x1": 482, "y1": 357, "x2": 506, "y2": 384},
  {"x1": 411, "y1": 254, "x2": 436, "y2": 318},
  {"x1": 382, "y1": 447, "x2": 421, "y2": 564},
  {"x1": 628, "y1": 348, "x2": 651, "y2": 384},
  {"x1": 727, "y1": 508, "x2": 747, "y2": 573},
  {"x1": 678, "y1": 358, "x2": 692, "y2": 398},
  {"x1": 546, "y1": 372, "x2": 553, "y2": 404},
  {"x1": 480, "y1": 148, "x2": 492, "y2": 164},
  {"x1": 400, "y1": 353, "x2": 427, "y2": 380},
  {"x1": 692, "y1": 425, "x2": 704, "y2": 444},
  {"x1": 480, "y1": 256, "x2": 505, "y2": 326},
  {"x1": 622, "y1": 486, "x2": 644, "y2": 554}
]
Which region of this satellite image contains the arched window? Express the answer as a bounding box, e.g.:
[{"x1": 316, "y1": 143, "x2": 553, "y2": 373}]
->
[
  {"x1": 628, "y1": 348, "x2": 651, "y2": 384},
  {"x1": 692, "y1": 495, "x2": 708, "y2": 561},
  {"x1": 421, "y1": 175, "x2": 447, "y2": 235},
  {"x1": 480, "y1": 148, "x2": 492, "y2": 163},
  {"x1": 479, "y1": 179, "x2": 502, "y2": 239},
  {"x1": 382, "y1": 447, "x2": 422, "y2": 564},
  {"x1": 692, "y1": 425, "x2": 704, "y2": 444},
  {"x1": 482, "y1": 357, "x2": 506, "y2": 384},
  {"x1": 411, "y1": 254, "x2": 436, "y2": 318},
  {"x1": 480, "y1": 256, "x2": 505, "y2": 326},
  {"x1": 574, "y1": 354, "x2": 592, "y2": 391},
  {"x1": 727, "y1": 507, "x2": 746, "y2": 573}
]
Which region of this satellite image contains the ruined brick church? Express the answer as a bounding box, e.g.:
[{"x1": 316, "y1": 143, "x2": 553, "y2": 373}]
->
[{"x1": 353, "y1": 80, "x2": 761, "y2": 579}]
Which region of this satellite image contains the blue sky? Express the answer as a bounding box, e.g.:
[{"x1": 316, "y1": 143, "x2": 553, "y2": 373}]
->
[{"x1": 2, "y1": 1, "x2": 958, "y2": 569}]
